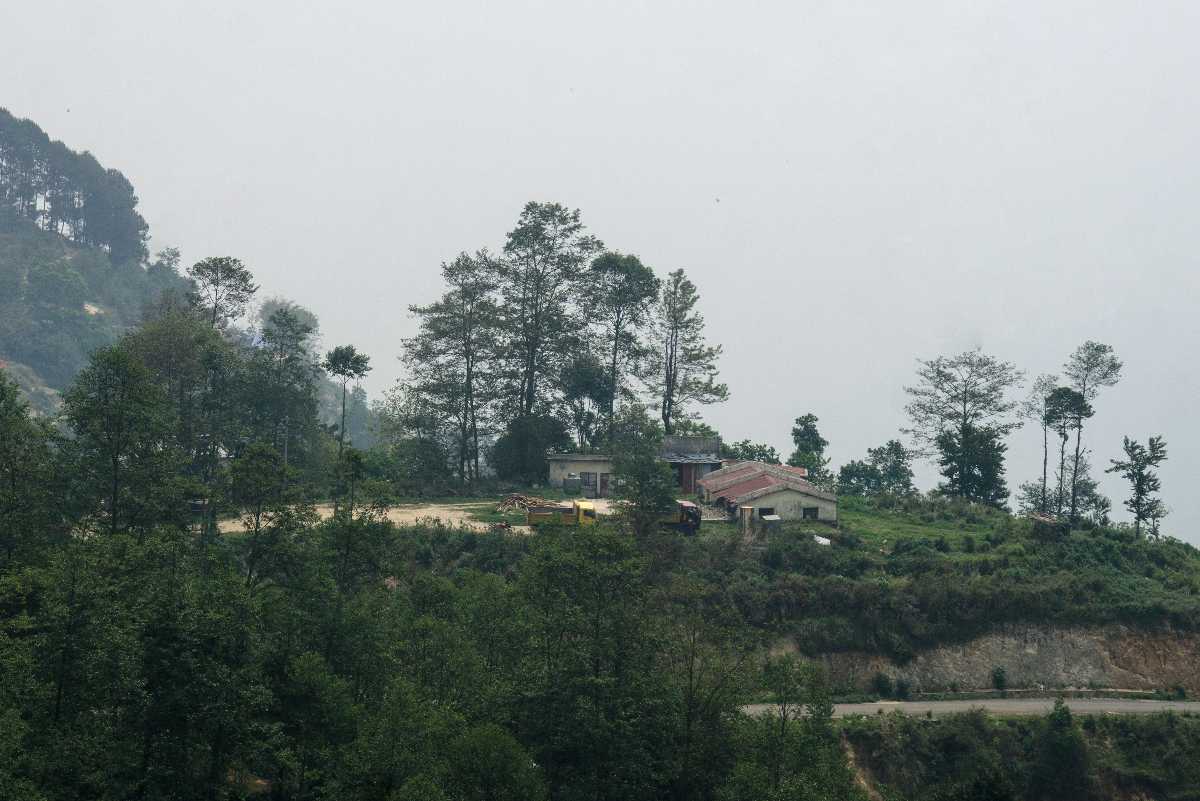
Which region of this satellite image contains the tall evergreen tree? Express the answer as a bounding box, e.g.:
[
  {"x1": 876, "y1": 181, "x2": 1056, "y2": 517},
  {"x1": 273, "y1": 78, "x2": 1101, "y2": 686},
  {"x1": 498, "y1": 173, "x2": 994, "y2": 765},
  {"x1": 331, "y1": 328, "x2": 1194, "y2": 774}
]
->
[
  {"x1": 648, "y1": 269, "x2": 728, "y2": 434},
  {"x1": 404, "y1": 251, "x2": 500, "y2": 483},
  {"x1": 61, "y1": 345, "x2": 183, "y2": 537},
  {"x1": 1107, "y1": 435, "x2": 1168, "y2": 537},
  {"x1": 587, "y1": 252, "x2": 659, "y2": 439},
  {"x1": 936, "y1": 423, "x2": 1009, "y2": 506},
  {"x1": 786, "y1": 413, "x2": 832, "y2": 487},
  {"x1": 495, "y1": 203, "x2": 602, "y2": 418}
]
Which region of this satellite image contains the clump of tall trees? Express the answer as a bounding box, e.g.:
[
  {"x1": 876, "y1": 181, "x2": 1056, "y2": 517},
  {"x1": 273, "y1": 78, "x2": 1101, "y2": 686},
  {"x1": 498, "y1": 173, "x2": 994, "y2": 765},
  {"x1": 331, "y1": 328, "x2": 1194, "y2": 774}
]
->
[
  {"x1": 888, "y1": 340, "x2": 1170, "y2": 536},
  {"x1": 390, "y1": 202, "x2": 728, "y2": 486},
  {"x1": 0, "y1": 107, "x2": 148, "y2": 263}
]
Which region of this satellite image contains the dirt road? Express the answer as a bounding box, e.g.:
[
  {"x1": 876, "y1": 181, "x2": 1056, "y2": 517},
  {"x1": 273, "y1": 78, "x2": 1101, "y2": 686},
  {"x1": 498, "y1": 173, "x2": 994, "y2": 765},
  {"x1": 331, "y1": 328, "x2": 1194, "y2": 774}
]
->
[{"x1": 743, "y1": 697, "x2": 1200, "y2": 718}]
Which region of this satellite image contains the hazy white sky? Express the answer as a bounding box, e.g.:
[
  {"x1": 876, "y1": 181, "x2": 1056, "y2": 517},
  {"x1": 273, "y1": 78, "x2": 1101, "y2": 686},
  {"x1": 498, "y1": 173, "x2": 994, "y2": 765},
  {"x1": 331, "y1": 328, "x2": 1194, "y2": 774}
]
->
[{"x1": 5, "y1": 1, "x2": 1198, "y2": 541}]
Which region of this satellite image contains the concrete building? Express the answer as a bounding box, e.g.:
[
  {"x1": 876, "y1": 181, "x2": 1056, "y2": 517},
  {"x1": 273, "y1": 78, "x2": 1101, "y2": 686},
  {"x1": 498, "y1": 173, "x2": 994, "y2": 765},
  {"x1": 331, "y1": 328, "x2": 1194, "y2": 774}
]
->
[
  {"x1": 546, "y1": 453, "x2": 614, "y2": 498},
  {"x1": 659, "y1": 435, "x2": 722, "y2": 494},
  {"x1": 698, "y1": 460, "x2": 837, "y2": 523},
  {"x1": 544, "y1": 436, "x2": 722, "y2": 498}
]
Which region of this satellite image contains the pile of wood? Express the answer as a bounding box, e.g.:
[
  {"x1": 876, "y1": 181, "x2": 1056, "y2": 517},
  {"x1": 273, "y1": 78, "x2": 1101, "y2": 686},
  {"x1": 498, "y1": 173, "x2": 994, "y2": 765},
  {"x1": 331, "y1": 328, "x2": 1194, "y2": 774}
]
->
[{"x1": 495, "y1": 493, "x2": 559, "y2": 512}]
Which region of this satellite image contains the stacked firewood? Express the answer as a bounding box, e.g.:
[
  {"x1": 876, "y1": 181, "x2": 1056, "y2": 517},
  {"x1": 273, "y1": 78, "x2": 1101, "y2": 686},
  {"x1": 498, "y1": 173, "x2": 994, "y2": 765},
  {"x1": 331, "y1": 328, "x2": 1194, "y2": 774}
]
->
[{"x1": 495, "y1": 493, "x2": 559, "y2": 512}]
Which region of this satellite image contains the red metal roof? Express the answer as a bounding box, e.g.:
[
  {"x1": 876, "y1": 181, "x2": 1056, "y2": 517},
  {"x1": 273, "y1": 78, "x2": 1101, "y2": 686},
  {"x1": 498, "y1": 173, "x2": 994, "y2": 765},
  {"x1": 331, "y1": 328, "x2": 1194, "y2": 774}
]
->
[{"x1": 713, "y1": 473, "x2": 781, "y2": 501}]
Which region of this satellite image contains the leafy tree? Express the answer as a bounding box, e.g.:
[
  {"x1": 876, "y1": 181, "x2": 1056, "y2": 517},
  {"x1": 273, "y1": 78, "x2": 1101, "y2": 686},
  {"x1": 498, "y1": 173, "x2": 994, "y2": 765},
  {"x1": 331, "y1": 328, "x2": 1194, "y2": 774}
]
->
[
  {"x1": 322, "y1": 344, "x2": 371, "y2": 456},
  {"x1": 449, "y1": 724, "x2": 547, "y2": 801},
  {"x1": 61, "y1": 345, "x2": 183, "y2": 536},
  {"x1": 588, "y1": 251, "x2": 660, "y2": 438},
  {"x1": 517, "y1": 526, "x2": 668, "y2": 800},
  {"x1": 658, "y1": 578, "x2": 755, "y2": 801},
  {"x1": 251, "y1": 307, "x2": 320, "y2": 475},
  {"x1": 1042, "y1": 387, "x2": 1089, "y2": 517},
  {"x1": 187, "y1": 256, "x2": 259, "y2": 329},
  {"x1": 838, "y1": 440, "x2": 915, "y2": 497},
  {"x1": 491, "y1": 414, "x2": 571, "y2": 484},
  {"x1": 904, "y1": 349, "x2": 1023, "y2": 502},
  {"x1": 649, "y1": 269, "x2": 728, "y2": 434},
  {"x1": 123, "y1": 306, "x2": 242, "y2": 536},
  {"x1": 1107, "y1": 435, "x2": 1168, "y2": 537},
  {"x1": 786, "y1": 414, "x2": 832, "y2": 487},
  {"x1": 560, "y1": 354, "x2": 611, "y2": 448},
  {"x1": 724, "y1": 439, "x2": 782, "y2": 464},
  {"x1": 1028, "y1": 699, "x2": 1090, "y2": 800},
  {"x1": 0, "y1": 374, "x2": 57, "y2": 565},
  {"x1": 372, "y1": 384, "x2": 456, "y2": 492},
  {"x1": 611, "y1": 406, "x2": 677, "y2": 536},
  {"x1": 935, "y1": 424, "x2": 1008, "y2": 506},
  {"x1": 495, "y1": 202, "x2": 603, "y2": 417},
  {"x1": 719, "y1": 657, "x2": 859, "y2": 801},
  {"x1": 1064, "y1": 342, "x2": 1122, "y2": 521},
  {"x1": 404, "y1": 251, "x2": 500, "y2": 482}
]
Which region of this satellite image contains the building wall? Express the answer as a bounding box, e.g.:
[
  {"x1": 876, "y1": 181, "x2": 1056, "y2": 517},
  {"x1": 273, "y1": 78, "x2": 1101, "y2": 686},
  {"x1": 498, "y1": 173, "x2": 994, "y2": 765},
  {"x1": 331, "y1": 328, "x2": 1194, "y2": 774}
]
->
[
  {"x1": 547, "y1": 458, "x2": 614, "y2": 497},
  {"x1": 740, "y1": 488, "x2": 838, "y2": 523}
]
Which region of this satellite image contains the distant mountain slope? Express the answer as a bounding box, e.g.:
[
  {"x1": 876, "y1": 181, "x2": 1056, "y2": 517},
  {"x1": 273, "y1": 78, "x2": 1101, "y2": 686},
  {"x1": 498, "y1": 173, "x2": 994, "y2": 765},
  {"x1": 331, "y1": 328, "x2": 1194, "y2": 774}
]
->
[
  {"x1": 0, "y1": 107, "x2": 188, "y2": 410},
  {"x1": 0, "y1": 218, "x2": 187, "y2": 411}
]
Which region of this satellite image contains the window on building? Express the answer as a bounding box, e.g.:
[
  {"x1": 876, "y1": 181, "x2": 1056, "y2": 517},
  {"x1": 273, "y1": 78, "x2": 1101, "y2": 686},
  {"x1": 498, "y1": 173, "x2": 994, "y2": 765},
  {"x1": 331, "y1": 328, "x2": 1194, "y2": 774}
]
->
[
  {"x1": 580, "y1": 472, "x2": 596, "y2": 488},
  {"x1": 758, "y1": 507, "x2": 775, "y2": 519},
  {"x1": 803, "y1": 507, "x2": 819, "y2": 520}
]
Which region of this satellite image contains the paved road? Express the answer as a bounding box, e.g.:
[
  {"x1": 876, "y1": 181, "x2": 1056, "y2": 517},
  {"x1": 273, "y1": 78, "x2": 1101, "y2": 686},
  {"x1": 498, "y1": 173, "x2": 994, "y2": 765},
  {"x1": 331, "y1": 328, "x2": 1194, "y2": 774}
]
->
[{"x1": 743, "y1": 697, "x2": 1200, "y2": 718}]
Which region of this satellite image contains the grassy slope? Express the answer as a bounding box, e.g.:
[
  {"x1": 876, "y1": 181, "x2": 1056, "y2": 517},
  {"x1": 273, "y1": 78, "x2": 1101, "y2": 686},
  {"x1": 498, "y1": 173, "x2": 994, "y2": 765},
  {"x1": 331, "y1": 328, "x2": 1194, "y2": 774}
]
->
[{"x1": 676, "y1": 495, "x2": 1200, "y2": 661}]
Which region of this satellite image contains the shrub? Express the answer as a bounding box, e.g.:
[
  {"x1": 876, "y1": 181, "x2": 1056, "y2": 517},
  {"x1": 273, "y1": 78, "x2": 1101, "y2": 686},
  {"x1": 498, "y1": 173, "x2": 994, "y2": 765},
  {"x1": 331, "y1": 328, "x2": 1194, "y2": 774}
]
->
[
  {"x1": 871, "y1": 672, "x2": 894, "y2": 699},
  {"x1": 992, "y1": 666, "x2": 1007, "y2": 693}
]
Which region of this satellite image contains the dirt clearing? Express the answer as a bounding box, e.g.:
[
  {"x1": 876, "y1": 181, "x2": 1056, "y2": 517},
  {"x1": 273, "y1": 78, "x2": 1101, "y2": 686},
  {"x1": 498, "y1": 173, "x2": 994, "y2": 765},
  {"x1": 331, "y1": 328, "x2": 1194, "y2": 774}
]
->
[{"x1": 217, "y1": 497, "x2": 620, "y2": 535}]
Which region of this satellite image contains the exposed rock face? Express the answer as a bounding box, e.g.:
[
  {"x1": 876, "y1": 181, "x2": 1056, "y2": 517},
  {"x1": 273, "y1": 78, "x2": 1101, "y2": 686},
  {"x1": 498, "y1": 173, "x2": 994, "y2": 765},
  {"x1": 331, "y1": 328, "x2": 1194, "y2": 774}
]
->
[{"x1": 787, "y1": 624, "x2": 1200, "y2": 693}]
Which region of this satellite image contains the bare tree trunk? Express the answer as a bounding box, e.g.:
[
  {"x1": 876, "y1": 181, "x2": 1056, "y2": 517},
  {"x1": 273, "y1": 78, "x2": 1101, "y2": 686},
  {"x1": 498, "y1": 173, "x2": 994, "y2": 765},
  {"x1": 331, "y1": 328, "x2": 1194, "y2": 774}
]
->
[
  {"x1": 1040, "y1": 424, "x2": 1049, "y2": 513},
  {"x1": 1069, "y1": 425, "x2": 1083, "y2": 521}
]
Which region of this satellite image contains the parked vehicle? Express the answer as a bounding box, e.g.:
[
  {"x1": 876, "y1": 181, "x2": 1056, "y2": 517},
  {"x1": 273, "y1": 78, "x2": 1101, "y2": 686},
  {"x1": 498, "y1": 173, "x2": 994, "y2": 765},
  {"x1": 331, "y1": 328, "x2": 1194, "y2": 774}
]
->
[
  {"x1": 661, "y1": 500, "x2": 702, "y2": 534},
  {"x1": 526, "y1": 499, "x2": 598, "y2": 527}
]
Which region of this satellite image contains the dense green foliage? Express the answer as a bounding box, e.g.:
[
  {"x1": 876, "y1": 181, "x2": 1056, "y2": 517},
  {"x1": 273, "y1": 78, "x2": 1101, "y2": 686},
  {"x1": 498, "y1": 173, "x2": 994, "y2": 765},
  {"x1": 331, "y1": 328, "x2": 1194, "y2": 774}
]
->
[
  {"x1": 0, "y1": 219, "x2": 186, "y2": 399},
  {"x1": 746, "y1": 495, "x2": 1200, "y2": 663},
  {"x1": 0, "y1": 107, "x2": 148, "y2": 263},
  {"x1": 0, "y1": 316, "x2": 862, "y2": 799},
  {"x1": 393, "y1": 205, "x2": 730, "y2": 484},
  {"x1": 845, "y1": 705, "x2": 1200, "y2": 800}
]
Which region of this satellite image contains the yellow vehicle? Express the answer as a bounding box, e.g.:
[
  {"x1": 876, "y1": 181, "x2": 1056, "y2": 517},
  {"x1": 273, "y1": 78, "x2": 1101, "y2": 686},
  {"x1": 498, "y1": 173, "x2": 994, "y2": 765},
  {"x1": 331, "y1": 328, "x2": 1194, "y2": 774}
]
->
[
  {"x1": 661, "y1": 500, "x2": 702, "y2": 535},
  {"x1": 526, "y1": 499, "x2": 598, "y2": 527}
]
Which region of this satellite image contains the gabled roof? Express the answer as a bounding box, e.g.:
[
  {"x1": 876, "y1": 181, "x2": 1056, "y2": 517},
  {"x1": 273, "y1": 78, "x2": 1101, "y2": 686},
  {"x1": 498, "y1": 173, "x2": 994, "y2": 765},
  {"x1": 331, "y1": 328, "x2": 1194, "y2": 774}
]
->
[
  {"x1": 731, "y1": 480, "x2": 837, "y2": 505},
  {"x1": 711, "y1": 473, "x2": 779, "y2": 501},
  {"x1": 700, "y1": 461, "x2": 813, "y2": 494},
  {"x1": 700, "y1": 460, "x2": 758, "y2": 481}
]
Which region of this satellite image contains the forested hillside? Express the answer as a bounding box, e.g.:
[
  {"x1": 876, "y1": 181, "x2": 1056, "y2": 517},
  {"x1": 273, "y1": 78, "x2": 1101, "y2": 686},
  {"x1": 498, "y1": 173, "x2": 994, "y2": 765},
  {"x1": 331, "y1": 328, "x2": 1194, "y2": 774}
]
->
[
  {"x1": 4, "y1": 108, "x2": 1199, "y2": 801},
  {"x1": 0, "y1": 108, "x2": 187, "y2": 410}
]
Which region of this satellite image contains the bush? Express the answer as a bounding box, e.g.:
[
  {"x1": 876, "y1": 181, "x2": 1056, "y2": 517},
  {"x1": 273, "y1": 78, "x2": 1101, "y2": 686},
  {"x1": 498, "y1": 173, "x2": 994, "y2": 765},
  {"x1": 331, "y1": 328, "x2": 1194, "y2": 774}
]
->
[
  {"x1": 992, "y1": 666, "x2": 1008, "y2": 693},
  {"x1": 871, "y1": 672, "x2": 894, "y2": 699}
]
